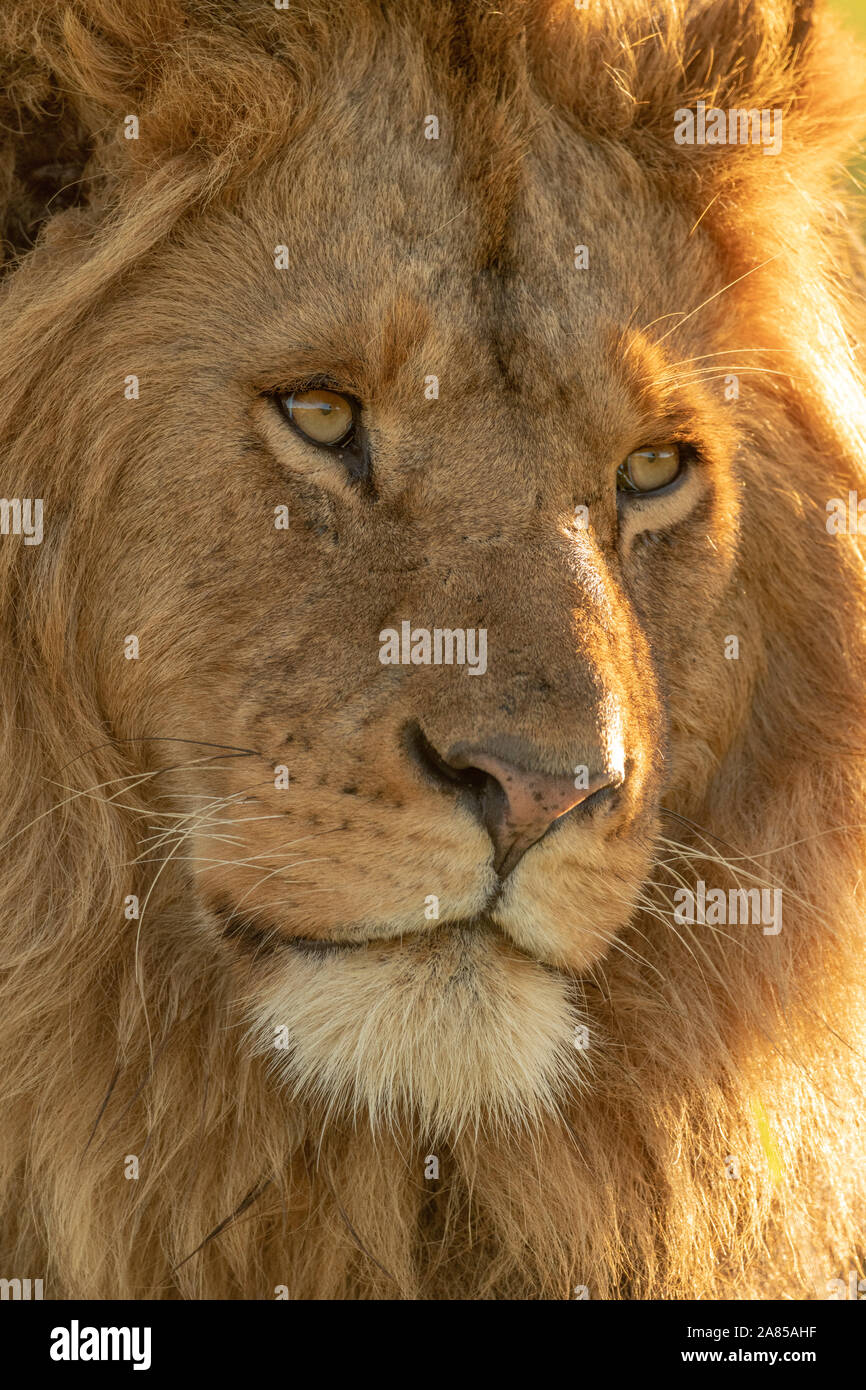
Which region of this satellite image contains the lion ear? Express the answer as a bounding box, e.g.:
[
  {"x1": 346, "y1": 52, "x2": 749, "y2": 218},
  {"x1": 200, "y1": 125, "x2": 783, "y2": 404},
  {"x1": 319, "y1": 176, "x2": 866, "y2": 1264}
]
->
[
  {"x1": 681, "y1": 0, "x2": 816, "y2": 97},
  {"x1": 0, "y1": 12, "x2": 96, "y2": 274},
  {"x1": 669, "y1": 0, "x2": 865, "y2": 168},
  {"x1": 0, "y1": 3, "x2": 178, "y2": 274},
  {"x1": 0, "y1": 96, "x2": 92, "y2": 274}
]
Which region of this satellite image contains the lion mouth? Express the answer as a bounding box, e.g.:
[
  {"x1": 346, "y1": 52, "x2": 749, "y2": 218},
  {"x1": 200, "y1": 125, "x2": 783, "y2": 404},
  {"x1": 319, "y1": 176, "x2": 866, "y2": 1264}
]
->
[
  {"x1": 216, "y1": 901, "x2": 365, "y2": 957},
  {"x1": 215, "y1": 899, "x2": 498, "y2": 961}
]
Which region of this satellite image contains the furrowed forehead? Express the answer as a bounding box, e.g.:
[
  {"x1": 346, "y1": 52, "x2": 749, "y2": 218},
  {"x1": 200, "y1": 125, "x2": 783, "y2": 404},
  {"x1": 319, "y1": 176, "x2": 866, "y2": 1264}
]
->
[{"x1": 251, "y1": 88, "x2": 699, "y2": 299}]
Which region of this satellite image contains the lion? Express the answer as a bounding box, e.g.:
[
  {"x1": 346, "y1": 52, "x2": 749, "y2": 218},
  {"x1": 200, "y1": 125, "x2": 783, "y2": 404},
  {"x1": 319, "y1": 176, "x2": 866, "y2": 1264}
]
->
[{"x1": 0, "y1": 0, "x2": 864, "y2": 1301}]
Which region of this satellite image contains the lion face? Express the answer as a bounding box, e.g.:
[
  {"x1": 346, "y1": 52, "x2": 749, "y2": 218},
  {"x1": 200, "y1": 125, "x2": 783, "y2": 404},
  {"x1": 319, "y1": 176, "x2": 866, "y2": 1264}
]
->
[
  {"x1": 71, "y1": 72, "x2": 754, "y2": 1134},
  {"x1": 4, "y1": 0, "x2": 866, "y2": 1304}
]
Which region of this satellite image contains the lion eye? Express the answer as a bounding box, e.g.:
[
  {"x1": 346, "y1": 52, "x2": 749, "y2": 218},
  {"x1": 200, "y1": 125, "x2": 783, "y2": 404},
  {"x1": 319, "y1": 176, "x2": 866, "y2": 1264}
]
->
[
  {"x1": 617, "y1": 444, "x2": 681, "y2": 494},
  {"x1": 280, "y1": 388, "x2": 354, "y2": 446}
]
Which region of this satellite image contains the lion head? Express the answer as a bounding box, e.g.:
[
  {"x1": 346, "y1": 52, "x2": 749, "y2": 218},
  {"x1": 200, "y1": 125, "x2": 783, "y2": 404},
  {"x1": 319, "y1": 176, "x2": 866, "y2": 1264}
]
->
[{"x1": 1, "y1": 0, "x2": 865, "y2": 1300}]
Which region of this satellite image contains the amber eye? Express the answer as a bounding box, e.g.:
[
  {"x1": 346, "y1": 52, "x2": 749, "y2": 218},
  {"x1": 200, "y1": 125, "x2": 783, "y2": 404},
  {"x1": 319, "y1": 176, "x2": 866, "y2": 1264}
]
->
[
  {"x1": 617, "y1": 444, "x2": 682, "y2": 494},
  {"x1": 281, "y1": 388, "x2": 354, "y2": 446}
]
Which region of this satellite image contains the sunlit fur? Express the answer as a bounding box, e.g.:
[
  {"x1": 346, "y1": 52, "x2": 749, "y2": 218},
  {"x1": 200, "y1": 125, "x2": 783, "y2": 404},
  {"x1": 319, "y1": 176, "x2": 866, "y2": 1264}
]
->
[{"x1": 1, "y1": 0, "x2": 865, "y2": 1299}]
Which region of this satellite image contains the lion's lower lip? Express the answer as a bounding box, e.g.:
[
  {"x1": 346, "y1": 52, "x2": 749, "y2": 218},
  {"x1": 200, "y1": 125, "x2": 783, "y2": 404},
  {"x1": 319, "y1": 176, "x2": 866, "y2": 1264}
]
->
[
  {"x1": 287, "y1": 923, "x2": 487, "y2": 955},
  {"x1": 215, "y1": 899, "x2": 493, "y2": 959},
  {"x1": 216, "y1": 899, "x2": 372, "y2": 957}
]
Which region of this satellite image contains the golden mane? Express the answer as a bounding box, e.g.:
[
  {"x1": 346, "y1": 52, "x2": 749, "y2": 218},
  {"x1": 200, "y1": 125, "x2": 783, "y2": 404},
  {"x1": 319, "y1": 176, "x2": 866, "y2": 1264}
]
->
[{"x1": 1, "y1": 0, "x2": 865, "y2": 1298}]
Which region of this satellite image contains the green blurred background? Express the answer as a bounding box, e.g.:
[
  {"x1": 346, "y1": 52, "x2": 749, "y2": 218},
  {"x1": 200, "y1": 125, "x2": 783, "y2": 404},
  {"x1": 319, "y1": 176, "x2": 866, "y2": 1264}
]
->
[
  {"x1": 835, "y1": 0, "x2": 866, "y2": 35},
  {"x1": 834, "y1": 0, "x2": 866, "y2": 191}
]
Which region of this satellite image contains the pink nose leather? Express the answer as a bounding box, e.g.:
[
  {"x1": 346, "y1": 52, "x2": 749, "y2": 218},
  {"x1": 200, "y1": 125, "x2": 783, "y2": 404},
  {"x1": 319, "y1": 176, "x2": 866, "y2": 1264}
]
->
[{"x1": 447, "y1": 750, "x2": 612, "y2": 877}]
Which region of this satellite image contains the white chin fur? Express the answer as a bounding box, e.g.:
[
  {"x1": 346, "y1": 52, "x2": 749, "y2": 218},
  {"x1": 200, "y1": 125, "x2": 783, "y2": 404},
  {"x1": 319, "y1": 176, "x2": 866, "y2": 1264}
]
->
[{"x1": 249, "y1": 926, "x2": 587, "y2": 1140}]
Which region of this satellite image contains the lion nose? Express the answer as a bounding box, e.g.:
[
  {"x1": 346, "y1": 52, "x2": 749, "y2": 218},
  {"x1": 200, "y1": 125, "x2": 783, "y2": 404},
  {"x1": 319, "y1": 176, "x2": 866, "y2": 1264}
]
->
[
  {"x1": 408, "y1": 727, "x2": 618, "y2": 877},
  {"x1": 448, "y1": 749, "x2": 613, "y2": 877}
]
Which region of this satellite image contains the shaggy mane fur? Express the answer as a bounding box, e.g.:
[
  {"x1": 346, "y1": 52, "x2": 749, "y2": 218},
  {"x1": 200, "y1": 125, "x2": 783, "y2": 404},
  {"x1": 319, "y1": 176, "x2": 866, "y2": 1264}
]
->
[{"x1": 1, "y1": 0, "x2": 865, "y2": 1299}]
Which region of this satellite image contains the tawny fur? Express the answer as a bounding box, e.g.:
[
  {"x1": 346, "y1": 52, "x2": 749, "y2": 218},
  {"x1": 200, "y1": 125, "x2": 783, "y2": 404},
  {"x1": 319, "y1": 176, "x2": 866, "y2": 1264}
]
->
[{"x1": 0, "y1": 0, "x2": 865, "y2": 1299}]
